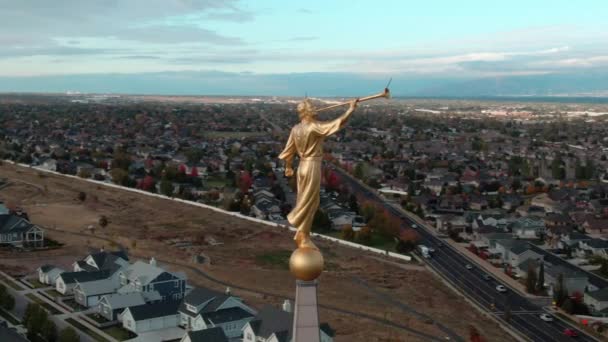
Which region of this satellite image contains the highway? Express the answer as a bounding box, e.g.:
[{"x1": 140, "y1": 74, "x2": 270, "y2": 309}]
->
[{"x1": 333, "y1": 166, "x2": 598, "y2": 342}]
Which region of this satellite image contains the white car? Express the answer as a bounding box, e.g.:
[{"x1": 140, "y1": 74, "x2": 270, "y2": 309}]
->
[
  {"x1": 539, "y1": 313, "x2": 554, "y2": 322},
  {"x1": 496, "y1": 285, "x2": 507, "y2": 293},
  {"x1": 465, "y1": 264, "x2": 473, "y2": 270}
]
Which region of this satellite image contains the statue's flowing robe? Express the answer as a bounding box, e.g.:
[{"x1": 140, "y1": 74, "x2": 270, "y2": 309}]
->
[{"x1": 279, "y1": 118, "x2": 342, "y2": 234}]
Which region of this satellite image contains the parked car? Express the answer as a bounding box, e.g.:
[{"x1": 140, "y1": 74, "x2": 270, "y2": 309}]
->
[
  {"x1": 496, "y1": 285, "x2": 507, "y2": 293},
  {"x1": 411, "y1": 224, "x2": 418, "y2": 229},
  {"x1": 563, "y1": 328, "x2": 578, "y2": 337},
  {"x1": 482, "y1": 274, "x2": 492, "y2": 281},
  {"x1": 539, "y1": 313, "x2": 553, "y2": 322},
  {"x1": 465, "y1": 264, "x2": 473, "y2": 270}
]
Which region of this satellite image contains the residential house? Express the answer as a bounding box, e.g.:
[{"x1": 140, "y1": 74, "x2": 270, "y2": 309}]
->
[
  {"x1": 56, "y1": 270, "x2": 112, "y2": 295},
  {"x1": 97, "y1": 292, "x2": 147, "y2": 321},
  {"x1": 74, "y1": 279, "x2": 118, "y2": 307},
  {"x1": 582, "y1": 216, "x2": 608, "y2": 236},
  {"x1": 436, "y1": 215, "x2": 467, "y2": 235},
  {"x1": 37, "y1": 265, "x2": 65, "y2": 285},
  {"x1": 179, "y1": 287, "x2": 256, "y2": 339},
  {"x1": 242, "y1": 304, "x2": 334, "y2": 342},
  {"x1": 544, "y1": 265, "x2": 589, "y2": 296},
  {"x1": 510, "y1": 217, "x2": 545, "y2": 239},
  {"x1": 560, "y1": 231, "x2": 592, "y2": 252},
  {"x1": 116, "y1": 259, "x2": 187, "y2": 301},
  {"x1": 584, "y1": 287, "x2": 608, "y2": 317},
  {"x1": 578, "y1": 239, "x2": 608, "y2": 258},
  {"x1": 0, "y1": 214, "x2": 44, "y2": 247},
  {"x1": 180, "y1": 327, "x2": 228, "y2": 342},
  {"x1": 73, "y1": 250, "x2": 129, "y2": 272},
  {"x1": 531, "y1": 193, "x2": 561, "y2": 214},
  {"x1": 121, "y1": 300, "x2": 181, "y2": 334},
  {"x1": 505, "y1": 244, "x2": 543, "y2": 268},
  {"x1": 502, "y1": 194, "x2": 523, "y2": 211}
]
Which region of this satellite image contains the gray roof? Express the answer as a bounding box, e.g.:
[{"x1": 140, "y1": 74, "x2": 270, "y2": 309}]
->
[
  {"x1": 186, "y1": 327, "x2": 228, "y2": 342},
  {"x1": 126, "y1": 300, "x2": 181, "y2": 321},
  {"x1": 545, "y1": 264, "x2": 588, "y2": 280},
  {"x1": 247, "y1": 306, "x2": 334, "y2": 342},
  {"x1": 587, "y1": 287, "x2": 608, "y2": 302},
  {"x1": 509, "y1": 243, "x2": 532, "y2": 255},
  {"x1": 122, "y1": 261, "x2": 180, "y2": 285},
  {"x1": 100, "y1": 292, "x2": 146, "y2": 309},
  {"x1": 0, "y1": 214, "x2": 37, "y2": 234},
  {"x1": 179, "y1": 287, "x2": 228, "y2": 316},
  {"x1": 586, "y1": 239, "x2": 608, "y2": 249},
  {"x1": 88, "y1": 250, "x2": 129, "y2": 270},
  {"x1": 59, "y1": 270, "x2": 111, "y2": 285},
  {"x1": 75, "y1": 279, "x2": 116, "y2": 296},
  {"x1": 201, "y1": 307, "x2": 253, "y2": 325},
  {"x1": 247, "y1": 306, "x2": 292, "y2": 341}
]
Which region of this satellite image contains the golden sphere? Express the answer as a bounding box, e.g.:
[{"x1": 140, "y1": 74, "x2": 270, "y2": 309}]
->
[{"x1": 289, "y1": 247, "x2": 324, "y2": 281}]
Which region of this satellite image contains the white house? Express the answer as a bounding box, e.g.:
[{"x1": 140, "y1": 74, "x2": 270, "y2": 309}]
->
[
  {"x1": 506, "y1": 244, "x2": 543, "y2": 268},
  {"x1": 74, "y1": 279, "x2": 118, "y2": 307},
  {"x1": 179, "y1": 287, "x2": 256, "y2": 339},
  {"x1": 511, "y1": 217, "x2": 545, "y2": 239},
  {"x1": 37, "y1": 265, "x2": 65, "y2": 285},
  {"x1": 584, "y1": 287, "x2": 608, "y2": 316},
  {"x1": 97, "y1": 292, "x2": 147, "y2": 321},
  {"x1": 55, "y1": 270, "x2": 112, "y2": 295},
  {"x1": 121, "y1": 300, "x2": 181, "y2": 334}
]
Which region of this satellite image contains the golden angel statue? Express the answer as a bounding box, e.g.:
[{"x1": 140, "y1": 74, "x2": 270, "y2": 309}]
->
[{"x1": 279, "y1": 98, "x2": 358, "y2": 250}]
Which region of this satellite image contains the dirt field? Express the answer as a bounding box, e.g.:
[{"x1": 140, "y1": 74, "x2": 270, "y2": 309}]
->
[{"x1": 0, "y1": 163, "x2": 513, "y2": 342}]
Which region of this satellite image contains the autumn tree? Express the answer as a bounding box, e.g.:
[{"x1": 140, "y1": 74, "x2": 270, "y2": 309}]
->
[
  {"x1": 356, "y1": 226, "x2": 373, "y2": 245},
  {"x1": 341, "y1": 224, "x2": 355, "y2": 241},
  {"x1": 110, "y1": 168, "x2": 129, "y2": 185}
]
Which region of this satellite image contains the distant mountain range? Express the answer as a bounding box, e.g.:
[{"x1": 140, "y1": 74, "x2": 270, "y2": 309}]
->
[
  {"x1": 415, "y1": 71, "x2": 608, "y2": 97},
  {"x1": 1, "y1": 70, "x2": 607, "y2": 98}
]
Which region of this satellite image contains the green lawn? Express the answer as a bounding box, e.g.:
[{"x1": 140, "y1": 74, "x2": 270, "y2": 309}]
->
[
  {"x1": 66, "y1": 318, "x2": 109, "y2": 342},
  {"x1": 102, "y1": 326, "x2": 134, "y2": 341},
  {"x1": 0, "y1": 307, "x2": 20, "y2": 325},
  {"x1": 0, "y1": 274, "x2": 25, "y2": 291},
  {"x1": 86, "y1": 313, "x2": 109, "y2": 324},
  {"x1": 25, "y1": 293, "x2": 61, "y2": 315},
  {"x1": 30, "y1": 279, "x2": 49, "y2": 289},
  {"x1": 255, "y1": 250, "x2": 292, "y2": 270},
  {"x1": 42, "y1": 289, "x2": 63, "y2": 299}
]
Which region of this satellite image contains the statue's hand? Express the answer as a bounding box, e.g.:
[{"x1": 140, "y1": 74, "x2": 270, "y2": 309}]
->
[{"x1": 285, "y1": 167, "x2": 294, "y2": 177}]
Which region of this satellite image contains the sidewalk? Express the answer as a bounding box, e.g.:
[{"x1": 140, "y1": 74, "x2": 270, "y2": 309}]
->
[{"x1": 0, "y1": 270, "x2": 118, "y2": 342}]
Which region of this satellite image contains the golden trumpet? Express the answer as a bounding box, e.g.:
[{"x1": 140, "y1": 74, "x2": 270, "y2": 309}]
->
[{"x1": 314, "y1": 87, "x2": 391, "y2": 112}]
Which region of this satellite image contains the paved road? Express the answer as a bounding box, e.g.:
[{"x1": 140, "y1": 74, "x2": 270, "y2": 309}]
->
[{"x1": 333, "y1": 166, "x2": 598, "y2": 342}]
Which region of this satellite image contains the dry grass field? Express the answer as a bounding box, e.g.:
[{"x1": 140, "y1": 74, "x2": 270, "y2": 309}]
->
[{"x1": 0, "y1": 162, "x2": 512, "y2": 342}]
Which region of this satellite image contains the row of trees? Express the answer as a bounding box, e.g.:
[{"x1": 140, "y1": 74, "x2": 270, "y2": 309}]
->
[{"x1": 23, "y1": 303, "x2": 79, "y2": 342}]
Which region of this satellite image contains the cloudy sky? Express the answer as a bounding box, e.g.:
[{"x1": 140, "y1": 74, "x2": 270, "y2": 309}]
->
[{"x1": 1, "y1": 0, "x2": 607, "y2": 95}]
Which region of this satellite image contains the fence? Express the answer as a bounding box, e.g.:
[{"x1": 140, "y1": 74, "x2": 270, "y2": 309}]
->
[{"x1": 4, "y1": 161, "x2": 411, "y2": 262}]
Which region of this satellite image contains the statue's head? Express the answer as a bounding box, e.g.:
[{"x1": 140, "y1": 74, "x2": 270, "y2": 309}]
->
[{"x1": 297, "y1": 99, "x2": 316, "y2": 121}]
